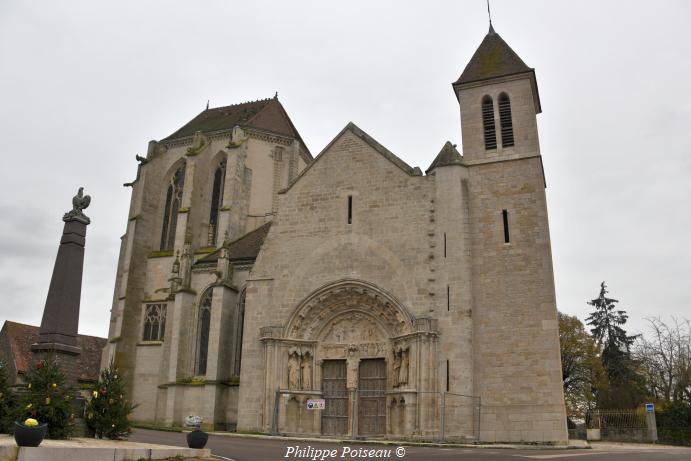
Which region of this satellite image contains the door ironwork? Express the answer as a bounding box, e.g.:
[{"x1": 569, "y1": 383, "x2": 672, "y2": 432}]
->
[
  {"x1": 321, "y1": 360, "x2": 348, "y2": 435},
  {"x1": 358, "y1": 358, "x2": 387, "y2": 436}
]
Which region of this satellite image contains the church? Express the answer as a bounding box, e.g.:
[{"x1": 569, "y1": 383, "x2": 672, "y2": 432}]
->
[{"x1": 102, "y1": 24, "x2": 568, "y2": 443}]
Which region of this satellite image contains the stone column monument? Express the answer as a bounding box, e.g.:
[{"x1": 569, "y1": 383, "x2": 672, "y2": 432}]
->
[{"x1": 31, "y1": 187, "x2": 91, "y2": 384}]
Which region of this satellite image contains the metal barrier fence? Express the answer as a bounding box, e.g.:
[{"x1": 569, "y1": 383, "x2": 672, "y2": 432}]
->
[
  {"x1": 439, "y1": 392, "x2": 481, "y2": 442},
  {"x1": 587, "y1": 409, "x2": 647, "y2": 429},
  {"x1": 270, "y1": 389, "x2": 481, "y2": 442},
  {"x1": 586, "y1": 408, "x2": 656, "y2": 442}
]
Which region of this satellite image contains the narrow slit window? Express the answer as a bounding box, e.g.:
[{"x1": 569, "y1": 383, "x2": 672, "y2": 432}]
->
[
  {"x1": 446, "y1": 360, "x2": 450, "y2": 392},
  {"x1": 347, "y1": 195, "x2": 353, "y2": 224},
  {"x1": 502, "y1": 209, "x2": 510, "y2": 243},
  {"x1": 482, "y1": 95, "x2": 497, "y2": 150},
  {"x1": 447, "y1": 285, "x2": 450, "y2": 311},
  {"x1": 498, "y1": 93, "x2": 514, "y2": 147},
  {"x1": 443, "y1": 233, "x2": 447, "y2": 258},
  {"x1": 196, "y1": 290, "x2": 212, "y2": 376}
]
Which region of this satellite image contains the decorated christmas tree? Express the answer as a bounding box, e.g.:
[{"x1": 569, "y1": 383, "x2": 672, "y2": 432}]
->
[
  {"x1": 85, "y1": 362, "x2": 136, "y2": 439},
  {"x1": 0, "y1": 360, "x2": 17, "y2": 432},
  {"x1": 21, "y1": 356, "x2": 74, "y2": 439}
]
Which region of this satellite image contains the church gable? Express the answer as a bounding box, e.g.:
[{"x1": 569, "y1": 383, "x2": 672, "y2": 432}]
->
[{"x1": 281, "y1": 122, "x2": 421, "y2": 195}]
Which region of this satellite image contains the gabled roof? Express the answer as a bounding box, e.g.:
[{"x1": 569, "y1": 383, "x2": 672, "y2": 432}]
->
[
  {"x1": 0, "y1": 321, "x2": 106, "y2": 383},
  {"x1": 454, "y1": 25, "x2": 532, "y2": 86},
  {"x1": 161, "y1": 97, "x2": 311, "y2": 156},
  {"x1": 196, "y1": 221, "x2": 272, "y2": 265},
  {"x1": 426, "y1": 142, "x2": 464, "y2": 173},
  {"x1": 280, "y1": 122, "x2": 422, "y2": 194}
]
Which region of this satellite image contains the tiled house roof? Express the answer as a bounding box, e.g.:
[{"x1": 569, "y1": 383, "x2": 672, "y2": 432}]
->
[{"x1": 0, "y1": 321, "x2": 106, "y2": 383}]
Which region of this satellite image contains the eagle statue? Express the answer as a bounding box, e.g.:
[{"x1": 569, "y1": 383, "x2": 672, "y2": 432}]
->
[{"x1": 63, "y1": 187, "x2": 92, "y2": 224}]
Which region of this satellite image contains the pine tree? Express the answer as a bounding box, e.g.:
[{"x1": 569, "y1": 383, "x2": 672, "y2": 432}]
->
[
  {"x1": 586, "y1": 282, "x2": 646, "y2": 408},
  {"x1": 0, "y1": 360, "x2": 17, "y2": 433},
  {"x1": 21, "y1": 356, "x2": 74, "y2": 439},
  {"x1": 85, "y1": 362, "x2": 136, "y2": 439}
]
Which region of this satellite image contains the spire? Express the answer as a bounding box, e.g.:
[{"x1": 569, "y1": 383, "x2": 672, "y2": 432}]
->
[
  {"x1": 206, "y1": 100, "x2": 210, "y2": 110},
  {"x1": 487, "y1": 0, "x2": 495, "y2": 34},
  {"x1": 426, "y1": 142, "x2": 464, "y2": 173},
  {"x1": 454, "y1": 27, "x2": 531, "y2": 86}
]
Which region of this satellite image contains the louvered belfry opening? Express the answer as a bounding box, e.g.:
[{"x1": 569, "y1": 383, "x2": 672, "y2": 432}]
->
[
  {"x1": 482, "y1": 96, "x2": 497, "y2": 150},
  {"x1": 499, "y1": 93, "x2": 514, "y2": 147}
]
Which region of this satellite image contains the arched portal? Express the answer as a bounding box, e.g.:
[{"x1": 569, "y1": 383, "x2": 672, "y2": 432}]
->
[
  {"x1": 285, "y1": 279, "x2": 413, "y2": 341},
  {"x1": 265, "y1": 280, "x2": 434, "y2": 437}
]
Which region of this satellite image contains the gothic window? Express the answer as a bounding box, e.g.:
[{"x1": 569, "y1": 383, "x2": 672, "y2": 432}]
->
[
  {"x1": 498, "y1": 93, "x2": 514, "y2": 147},
  {"x1": 196, "y1": 290, "x2": 213, "y2": 376},
  {"x1": 143, "y1": 304, "x2": 167, "y2": 341},
  {"x1": 482, "y1": 95, "x2": 497, "y2": 150},
  {"x1": 208, "y1": 160, "x2": 226, "y2": 246},
  {"x1": 160, "y1": 164, "x2": 186, "y2": 251},
  {"x1": 233, "y1": 289, "x2": 246, "y2": 377}
]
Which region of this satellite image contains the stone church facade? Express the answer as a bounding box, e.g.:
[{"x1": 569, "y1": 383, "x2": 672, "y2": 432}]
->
[{"x1": 103, "y1": 26, "x2": 568, "y2": 443}]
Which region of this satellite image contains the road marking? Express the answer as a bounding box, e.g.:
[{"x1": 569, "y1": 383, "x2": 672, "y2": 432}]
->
[
  {"x1": 212, "y1": 455, "x2": 235, "y2": 461},
  {"x1": 516, "y1": 453, "x2": 605, "y2": 459}
]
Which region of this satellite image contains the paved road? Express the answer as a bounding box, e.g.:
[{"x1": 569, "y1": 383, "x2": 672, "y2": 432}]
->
[{"x1": 130, "y1": 429, "x2": 691, "y2": 461}]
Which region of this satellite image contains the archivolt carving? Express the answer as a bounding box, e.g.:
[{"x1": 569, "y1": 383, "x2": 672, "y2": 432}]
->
[{"x1": 285, "y1": 280, "x2": 413, "y2": 340}]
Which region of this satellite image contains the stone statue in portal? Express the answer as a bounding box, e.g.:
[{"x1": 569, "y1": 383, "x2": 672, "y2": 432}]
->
[
  {"x1": 301, "y1": 353, "x2": 312, "y2": 390},
  {"x1": 288, "y1": 352, "x2": 299, "y2": 389},
  {"x1": 398, "y1": 348, "x2": 409, "y2": 386},
  {"x1": 392, "y1": 348, "x2": 401, "y2": 387}
]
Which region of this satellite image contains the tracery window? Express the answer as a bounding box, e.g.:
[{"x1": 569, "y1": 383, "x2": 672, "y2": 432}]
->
[
  {"x1": 196, "y1": 290, "x2": 213, "y2": 376},
  {"x1": 498, "y1": 92, "x2": 514, "y2": 147},
  {"x1": 160, "y1": 164, "x2": 186, "y2": 251},
  {"x1": 208, "y1": 160, "x2": 226, "y2": 246},
  {"x1": 482, "y1": 95, "x2": 497, "y2": 150},
  {"x1": 143, "y1": 304, "x2": 167, "y2": 341}
]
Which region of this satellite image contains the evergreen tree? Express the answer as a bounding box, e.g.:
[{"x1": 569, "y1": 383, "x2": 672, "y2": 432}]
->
[
  {"x1": 85, "y1": 362, "x2": 136, "y2": 439},
  {"x1": 0, "y1": 360, "x2": 17, "y2": 433},
  {"x1": 21, "y1": 356, "x2": 74, "y2": 439},
  {"x1": 586, "y1": 282, "x2": 646, "y2": 408}
]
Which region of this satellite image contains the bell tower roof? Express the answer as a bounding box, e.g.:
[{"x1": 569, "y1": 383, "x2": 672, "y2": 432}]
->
[
  {"x1": 454, "y1": 25, "x2": 531, "y2": 86},
  {"x1": 453, "y1": 25, "x2": 541, "y2": 114}
]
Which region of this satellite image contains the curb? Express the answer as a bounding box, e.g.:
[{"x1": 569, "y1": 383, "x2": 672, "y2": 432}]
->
[{"x1": 205, "y1": 431, "x2": 591, "y2": 450}]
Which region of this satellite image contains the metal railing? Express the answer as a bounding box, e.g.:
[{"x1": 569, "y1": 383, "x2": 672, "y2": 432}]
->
[{"x1": 270, "y1": 388, "x2": 481, "y2": 442}]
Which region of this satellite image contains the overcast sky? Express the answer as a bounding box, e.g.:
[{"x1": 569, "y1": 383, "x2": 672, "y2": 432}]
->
[{"x1": 0, "y1": 1, "x2": 689, "y2": 339}]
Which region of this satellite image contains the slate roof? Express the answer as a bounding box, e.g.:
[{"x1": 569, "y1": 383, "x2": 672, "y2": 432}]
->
[
  {"x1": 454, "y1": 26, "x2": 532, "y2": 86},
  {"x1": 161, "y1": 97, "x2": 311, "y2": 155},
  {"x1": 0, "y1": 321, "x2": 106, "y2": 383},
  {"x1": 196, "y1": 221, "x2": 272, "y2": 265},
  {"x1": 426, "y1": 142, "x2": 464, "y2": 173}
]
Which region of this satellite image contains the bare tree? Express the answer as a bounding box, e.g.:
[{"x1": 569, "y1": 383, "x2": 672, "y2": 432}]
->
[{"x1": 636, "y1": 317, "x2": 691, "y2": 403}]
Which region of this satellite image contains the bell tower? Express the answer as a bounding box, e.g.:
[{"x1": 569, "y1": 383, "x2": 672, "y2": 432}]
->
[
  {"x1": 452, "y1": 25, "x2": 568, "y2": 443},
  {"x1": 453, "y1": 24, "x2": 542, "y2": 164}
]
